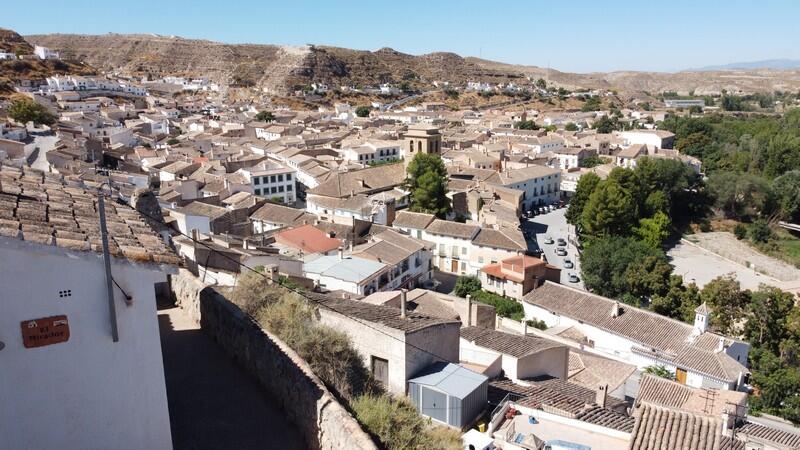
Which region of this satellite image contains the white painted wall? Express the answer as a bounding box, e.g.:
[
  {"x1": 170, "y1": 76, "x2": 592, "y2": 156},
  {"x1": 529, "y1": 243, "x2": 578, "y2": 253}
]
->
[{"x1": 0, "y1": 238, "x2": 172, "y2": 450}]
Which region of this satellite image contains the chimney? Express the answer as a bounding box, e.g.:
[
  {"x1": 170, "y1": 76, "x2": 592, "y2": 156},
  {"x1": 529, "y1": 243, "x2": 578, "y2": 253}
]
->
[
  {"x1": 596, "y1": 384, "x2": 608, "y2": 408},
  {"x1": 338, "y1": 247, "x2": 344, "y2": 260},
  {"x1": 611, "y1": 301, "x2": 621, "y2": 318},
  {"x1": 716, "y1": 337, "x2": 725, "y2": 353},
  {"x1": 523, "y1": 319, "x2": 528, "y2": 336},
  {"x1": 466, "y1": 294, "x2": 472, "y2": 327},
  {"x1": 400, "y1": 289, "x2": 408, "y2": 319}
]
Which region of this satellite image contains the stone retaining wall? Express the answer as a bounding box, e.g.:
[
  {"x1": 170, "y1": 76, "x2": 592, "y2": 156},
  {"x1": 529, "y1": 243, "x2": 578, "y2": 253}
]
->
[{"x1": 170, "y1": 270, "x2": 377, "y2": 450}]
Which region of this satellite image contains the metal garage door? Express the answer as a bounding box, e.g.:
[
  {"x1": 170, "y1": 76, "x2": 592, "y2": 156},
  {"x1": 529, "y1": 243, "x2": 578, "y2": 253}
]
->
[{"x1": 421, "y1": 387, "x2": 447, "y2": 423}]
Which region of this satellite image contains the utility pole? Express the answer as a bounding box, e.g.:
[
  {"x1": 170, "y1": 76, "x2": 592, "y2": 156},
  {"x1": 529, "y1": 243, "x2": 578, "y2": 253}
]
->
[{"x1": 98, "y1": 191, "x2": 119, "y2": 342}]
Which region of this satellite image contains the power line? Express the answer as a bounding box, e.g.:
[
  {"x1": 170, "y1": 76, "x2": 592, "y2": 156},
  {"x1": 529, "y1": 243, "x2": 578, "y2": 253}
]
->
[{"x1": 94, "y1": 183, "x2": 460, "y2": 366}]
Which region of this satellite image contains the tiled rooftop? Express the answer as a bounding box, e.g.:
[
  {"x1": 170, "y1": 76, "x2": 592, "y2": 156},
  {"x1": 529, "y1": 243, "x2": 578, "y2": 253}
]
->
[{"x1": 0, "y1": 166, "x2": 180, "y2": 266}]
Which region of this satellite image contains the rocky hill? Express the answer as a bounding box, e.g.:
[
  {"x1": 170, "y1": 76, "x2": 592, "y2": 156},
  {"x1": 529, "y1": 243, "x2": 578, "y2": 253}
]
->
[
  {"x1": 0, "y1": 28, "x2": 95, "y2": 97},
  {"x1": 24, "y1": 32, "x2": 800, "y2": 97}
]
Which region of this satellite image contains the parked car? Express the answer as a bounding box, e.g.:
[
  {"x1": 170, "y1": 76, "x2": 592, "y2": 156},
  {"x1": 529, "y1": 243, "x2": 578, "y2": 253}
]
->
[
  {"x1": 557, "y1": 238, "x2": 567, "y2": 247},
  {"x1": 556, "y1": 247, "x2": 567, "y2": 256},
  {"x1": 568, "y1": 273, "x2": 580, "y2": 283},
  {"x1": 544, "y1": 236, "x2": 554, "y2": 244},
  {"x1": 563, "y1": 259, "x2": 574, "y2": 269}
]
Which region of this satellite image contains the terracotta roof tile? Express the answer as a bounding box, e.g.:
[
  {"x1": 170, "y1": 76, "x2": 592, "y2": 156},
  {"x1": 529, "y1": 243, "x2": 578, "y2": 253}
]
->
[{"x1": 0, "y1": 165, "x2": 180, "y2": 266}]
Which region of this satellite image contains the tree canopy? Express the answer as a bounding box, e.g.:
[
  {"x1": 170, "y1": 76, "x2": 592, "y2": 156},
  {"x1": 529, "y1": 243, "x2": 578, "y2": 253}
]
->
[
  {"x1": 406, "y1": 153, "x2": 451, "y2": 218},
  {"x1": 7, "y1": 98, "x2": 56, "y2": 126},
  {"x1": 255, "y1": 110, "x2": 274, "y2": 122},
  {"x1": 355, "y1": 106, "x2": 371, "y2": 117}
]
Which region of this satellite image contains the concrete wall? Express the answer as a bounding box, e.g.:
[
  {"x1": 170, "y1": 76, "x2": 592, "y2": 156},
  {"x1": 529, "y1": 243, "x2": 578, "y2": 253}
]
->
[
  {"x1": 171, "y1": 270, "x2": 377, "y2": 450},
  {"x1": 517, "y1": 347, "x2": 569, "y2": 380},
  {"x1": 317, "y1": 306, "x2": 409, "y2": 394},
  {"x1": 0, "y1": 238, "x2": 172, "y2": 450}
]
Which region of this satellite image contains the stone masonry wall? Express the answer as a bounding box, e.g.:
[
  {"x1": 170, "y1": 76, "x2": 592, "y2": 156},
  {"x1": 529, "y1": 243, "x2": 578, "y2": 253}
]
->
[{"x1": 170, "y1": 269, "x2": 378, "y2": 450}]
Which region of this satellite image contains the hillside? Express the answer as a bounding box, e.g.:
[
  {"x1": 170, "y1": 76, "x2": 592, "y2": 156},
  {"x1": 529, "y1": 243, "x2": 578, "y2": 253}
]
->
[
  {"x1": 0, "y1": 28, "x2": 95, "y2": 97},
  {"x1": 24, "y1": 32, "x2": 800, "y2": 98}
]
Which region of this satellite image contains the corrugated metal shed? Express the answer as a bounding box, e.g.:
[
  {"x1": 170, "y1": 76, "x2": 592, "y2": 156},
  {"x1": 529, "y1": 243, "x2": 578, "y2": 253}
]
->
[{"x1": 408, "y1": 362, "x2": 488, "y2": 429}]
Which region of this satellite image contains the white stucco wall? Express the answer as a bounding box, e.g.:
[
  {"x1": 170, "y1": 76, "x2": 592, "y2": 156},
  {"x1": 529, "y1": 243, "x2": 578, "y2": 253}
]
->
[
  {"x1": 0, "y1": 238, "x2": 172, "y2": 450},
  {"x1": 523, "y1": 302, "x2": 736, "y2": 391}
]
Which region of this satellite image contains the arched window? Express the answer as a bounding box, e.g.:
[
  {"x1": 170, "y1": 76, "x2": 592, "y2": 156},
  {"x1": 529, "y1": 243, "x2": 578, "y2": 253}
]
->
[
  {"x1": 418, "y1": 141, "x2": 422, "y2": 152},
  {"x1": 409, "y1": 140, "x2": 414, "y2": 152}
]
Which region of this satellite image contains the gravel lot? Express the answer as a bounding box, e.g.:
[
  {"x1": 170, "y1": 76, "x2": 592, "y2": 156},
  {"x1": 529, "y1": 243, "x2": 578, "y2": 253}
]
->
[{"x1": 668, "y1": 240, "x2": 781, "y2": 290}]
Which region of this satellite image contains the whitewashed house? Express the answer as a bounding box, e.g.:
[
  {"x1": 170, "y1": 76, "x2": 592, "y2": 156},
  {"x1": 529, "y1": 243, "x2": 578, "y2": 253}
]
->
[
  {"x1": 0, "y1": 167, "x2": 178, "y2": 450},
  {"x1": 523, "y1": 282, "x2": 751, "y2": 392}
]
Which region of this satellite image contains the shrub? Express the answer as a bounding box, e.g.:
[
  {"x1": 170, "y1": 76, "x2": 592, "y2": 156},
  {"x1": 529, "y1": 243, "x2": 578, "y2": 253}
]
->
[
  {"x1": 355, "y1": 106, "x2": 371, "y2": 117},
  {"x1": 526, "y1": 318, "x2": 548, "y2": 330},
  {"x1": 471, "y1": 290, "x2": 524, "y2": 320},
  {"x1": 352, "y1": 395, "x2": 461, "y2": 450},
  {"x1": 733, "y1": 223, "x2": 748, "y2": 240},
  {"x1": 643, "y1": 365, "x2": 675, "y2": 380},
  {"x1": 230, "y1": 270, "x2": 285, "y2": 315},
  {"x1": 748, "y1": 219, "x2": 773, "y2": 243},
  {"x1": 7, "y1": 97, "x2": 56, "y2": 125},
  {"x1": 453, "y1": 276, "x2": 481, "y2": 298},
  {"x1": 298, "y1": 325, "x2": 377, "y2": 400},
  {"x1": 255, "y1": 110, "x2": 274, "y2": 122}
]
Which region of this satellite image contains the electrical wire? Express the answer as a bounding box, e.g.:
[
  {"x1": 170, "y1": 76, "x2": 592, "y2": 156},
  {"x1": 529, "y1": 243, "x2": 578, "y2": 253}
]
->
[{"x1": 94, "y1": 184, "x2": 462, "y2": 367}]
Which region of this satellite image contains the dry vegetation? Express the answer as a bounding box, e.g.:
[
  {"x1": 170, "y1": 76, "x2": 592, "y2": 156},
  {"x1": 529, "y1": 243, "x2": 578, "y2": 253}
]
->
[{"x1": 230, "y1": 270, "x2": 461, "y2": 450}]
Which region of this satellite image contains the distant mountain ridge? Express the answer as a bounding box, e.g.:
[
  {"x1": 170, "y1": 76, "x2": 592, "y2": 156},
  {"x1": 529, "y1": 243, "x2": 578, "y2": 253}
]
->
[
  {"x1": 690, "y1": 59, "x2": 800, "y2": 71},
  {"x1": 21, "y1": 31, "x2": 800, "y2": 96}
]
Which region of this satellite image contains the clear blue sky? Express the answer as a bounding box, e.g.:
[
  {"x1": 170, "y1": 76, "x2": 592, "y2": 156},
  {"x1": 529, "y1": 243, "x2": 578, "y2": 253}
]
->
[{"x1": 4, "y1": 0, "x2": 799, "y2": 73}]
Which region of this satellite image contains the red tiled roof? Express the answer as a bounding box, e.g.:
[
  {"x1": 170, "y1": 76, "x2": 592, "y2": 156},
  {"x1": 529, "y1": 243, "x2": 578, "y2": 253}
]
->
[{"x1": 275, "y1": 224, "x2": 342, "y2": 254}]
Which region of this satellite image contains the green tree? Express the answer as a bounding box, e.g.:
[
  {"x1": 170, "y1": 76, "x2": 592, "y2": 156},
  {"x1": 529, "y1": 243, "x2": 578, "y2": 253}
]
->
[
  {"x1": 593, "y1": 115, "x2": 620, "y2": 134},
  {"x1": 699, "y1": 275, "x2": 750, "y2": 335},
  {"x1": 581, "y1": 96, "x2": 602, "y2": 112},
  {"x1": 515, "y1": 119, "x2": 538, "y2": 130},
  {"x1": 763, "y1": 134, "x2": 800, "y2": 178},
  {"x1": 581, "y1": 180, "x2": 637, "y2": 237},
  {"x1": 406, "y1": 153, "x2": 451, "y2": 218},
  {"x1": 650, "y1": 276, "x2": 700, "y2": 322},
  {"x1": 643, "y1": 365, "x2": 675, "y2": 380},
  {"x1": 7, "y1": 98, "x2": 56, "y2": 125},
  {"x1": 255, "y1": 110, "x2": 274, "y2": 122},
  {"x1": 748, "y1": 219, "x2": 773, "y2": 243},
  {"x1": 565, "y1": 122, "x2": 578, "y2": 131},
  {"x1": 708, "y1": 171, "x2": 774, "y2": 219},
  {"x1": 565, "y1": 172, "x2": 601, "y2": 227},
  {"x1": 745, "y1": 286, "x2": 795, "y2": 353},
  {"x1": 355, "y1": 106, "x2": 371, "y2": 118},
  {"x1": 578, "y1": 155, "x2": 604, "y2": 168},
  {"x1": 453, "y1": 276, "x2": 481, "y2": 298},
  {"x1": 535, "y1": 78, "x2": 547, "y2": 90},
  {"x1": 623, "y1": 254, "x2": 674, "y2": 305},
  {"x1": 581, "y1": 236, "x2": 665, "y2": 300},
  {"x1": 635, "y1": 211, "x2": 672, "y2": 248},
  {"x1": 773, "y1": 170, "x2": 800, "y2": 222}
]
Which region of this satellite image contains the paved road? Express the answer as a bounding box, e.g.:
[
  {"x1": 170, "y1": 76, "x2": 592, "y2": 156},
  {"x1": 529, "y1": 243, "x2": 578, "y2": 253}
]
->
[
  {"x1": 158, "y1": 304, "x2": 305, "y2": 450},
  {"x1": 524, "y1": 207, "x2": 585, "y2": 289}
]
